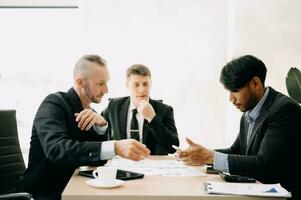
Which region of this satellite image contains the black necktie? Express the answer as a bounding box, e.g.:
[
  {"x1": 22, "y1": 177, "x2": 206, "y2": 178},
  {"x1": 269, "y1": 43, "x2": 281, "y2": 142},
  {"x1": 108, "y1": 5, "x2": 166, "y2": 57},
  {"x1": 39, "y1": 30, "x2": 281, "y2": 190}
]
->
[{"x1": 130, "y1": 109, "x2": 140, "y2": 141}]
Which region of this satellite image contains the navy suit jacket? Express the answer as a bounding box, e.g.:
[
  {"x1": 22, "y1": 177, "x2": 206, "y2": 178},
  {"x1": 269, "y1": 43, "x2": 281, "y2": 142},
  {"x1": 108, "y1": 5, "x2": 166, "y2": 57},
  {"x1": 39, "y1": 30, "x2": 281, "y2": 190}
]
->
[
  {"x1": 102, "y1": 97, "x2": 179, "y2": 155},
  {"x1": 18, "y1": 88, "x2": 107, "y2": 199},
  {"x1": 216, "y1": 87, "x2": 301, "y2": 198}
]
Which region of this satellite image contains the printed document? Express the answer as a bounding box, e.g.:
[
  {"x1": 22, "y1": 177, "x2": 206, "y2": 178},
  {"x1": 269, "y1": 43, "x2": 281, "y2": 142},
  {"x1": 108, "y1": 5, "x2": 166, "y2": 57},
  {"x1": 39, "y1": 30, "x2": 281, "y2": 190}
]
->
[
  {"x1": 108, "y1": 156, "x2": 206, "y2": 176},
  {"x1": 205, "y1": 181, "x2": 291, "y2": 198}
]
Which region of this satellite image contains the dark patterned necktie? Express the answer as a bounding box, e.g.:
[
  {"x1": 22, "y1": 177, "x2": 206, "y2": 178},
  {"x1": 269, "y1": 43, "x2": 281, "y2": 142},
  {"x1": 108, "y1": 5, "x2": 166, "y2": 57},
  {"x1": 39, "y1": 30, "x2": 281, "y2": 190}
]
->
[{"x1": 130, "y1": 109, "x2": 140, "y2": 141}]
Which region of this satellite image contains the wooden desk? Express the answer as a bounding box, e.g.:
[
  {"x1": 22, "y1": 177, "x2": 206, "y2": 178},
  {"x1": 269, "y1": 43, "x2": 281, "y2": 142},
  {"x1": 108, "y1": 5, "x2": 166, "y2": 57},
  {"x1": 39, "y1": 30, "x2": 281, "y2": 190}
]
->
[{"x1": 62, "y1": 156, "x2": 285, "y2": 200}]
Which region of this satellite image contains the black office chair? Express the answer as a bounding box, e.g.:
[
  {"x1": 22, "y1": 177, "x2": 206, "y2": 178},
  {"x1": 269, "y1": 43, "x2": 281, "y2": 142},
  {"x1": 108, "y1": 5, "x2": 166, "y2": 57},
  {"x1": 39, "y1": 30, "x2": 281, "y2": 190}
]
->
[{"x1": 0, "y1": 110, "x2": 32, "y2": 200}]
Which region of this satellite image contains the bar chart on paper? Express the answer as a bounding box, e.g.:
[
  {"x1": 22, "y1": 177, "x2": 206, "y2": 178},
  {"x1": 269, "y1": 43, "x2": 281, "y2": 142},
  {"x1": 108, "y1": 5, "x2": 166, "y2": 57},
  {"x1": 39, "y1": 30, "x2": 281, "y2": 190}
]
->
[{"x1": 205, "y1": 181, "x2": 291, "y2": 198}]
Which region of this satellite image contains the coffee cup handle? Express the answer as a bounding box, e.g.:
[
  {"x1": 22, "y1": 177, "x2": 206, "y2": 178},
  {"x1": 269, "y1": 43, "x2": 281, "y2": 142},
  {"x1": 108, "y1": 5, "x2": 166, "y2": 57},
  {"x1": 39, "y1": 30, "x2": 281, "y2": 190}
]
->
[{"x1": 92, "y1": 170, "x2": 98, "y2": 179}]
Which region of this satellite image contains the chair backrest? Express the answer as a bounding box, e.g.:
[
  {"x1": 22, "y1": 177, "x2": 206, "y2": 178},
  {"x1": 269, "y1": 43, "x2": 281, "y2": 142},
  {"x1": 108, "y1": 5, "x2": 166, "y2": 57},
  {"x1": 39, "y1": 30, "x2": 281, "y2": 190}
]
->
[{"x1": 0, "y1": 110, "x2": 26, "y2": 194}]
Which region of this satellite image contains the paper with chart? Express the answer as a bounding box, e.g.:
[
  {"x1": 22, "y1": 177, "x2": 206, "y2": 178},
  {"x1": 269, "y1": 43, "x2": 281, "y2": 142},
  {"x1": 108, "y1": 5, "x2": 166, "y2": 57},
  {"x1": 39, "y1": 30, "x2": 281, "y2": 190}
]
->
[
  {"x1": 108, "y1": 156, "x2": 206, "y2": 176},
  {"x1": 205, "y1": 181, "x2": 291, "y2": 197}
]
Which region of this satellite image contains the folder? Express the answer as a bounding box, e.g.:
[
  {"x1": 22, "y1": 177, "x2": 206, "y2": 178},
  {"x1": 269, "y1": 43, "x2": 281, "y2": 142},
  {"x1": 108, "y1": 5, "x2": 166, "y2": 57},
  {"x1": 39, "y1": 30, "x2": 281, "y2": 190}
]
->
[{"x1": 204, "y1": 181, "x2": 291, "y2": 198}]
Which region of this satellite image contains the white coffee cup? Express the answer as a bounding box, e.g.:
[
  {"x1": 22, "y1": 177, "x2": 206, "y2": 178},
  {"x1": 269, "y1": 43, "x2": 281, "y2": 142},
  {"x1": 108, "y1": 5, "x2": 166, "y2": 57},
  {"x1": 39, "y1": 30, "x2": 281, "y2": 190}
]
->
[{"x1": 92, "y1": 166, "x2": 117, "y2": 183}]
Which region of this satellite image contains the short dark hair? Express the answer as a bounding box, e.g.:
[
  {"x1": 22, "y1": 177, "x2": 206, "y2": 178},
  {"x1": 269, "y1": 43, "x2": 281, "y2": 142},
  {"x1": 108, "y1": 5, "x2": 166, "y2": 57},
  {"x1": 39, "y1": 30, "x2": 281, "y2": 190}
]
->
[
  {"x1": 126, "y1": 64, "x2": 151, "y2": 79},
  {"x1": 219, "y1": 55, "x2": 267, "y2": 91}
]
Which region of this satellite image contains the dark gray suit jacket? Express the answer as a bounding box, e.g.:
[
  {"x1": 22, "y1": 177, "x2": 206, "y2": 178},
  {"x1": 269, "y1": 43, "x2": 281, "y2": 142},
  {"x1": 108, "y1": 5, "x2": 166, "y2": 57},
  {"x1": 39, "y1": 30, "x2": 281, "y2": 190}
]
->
[
  {"x1": 18, "y1": 88, "x2": 107, "y2": 199},
  {"x1": 102, "y1": 97, "x2": 179, "y2": 155},
  {"x1": 216, "y1": 87, "x2": 301, "y2": 198}
]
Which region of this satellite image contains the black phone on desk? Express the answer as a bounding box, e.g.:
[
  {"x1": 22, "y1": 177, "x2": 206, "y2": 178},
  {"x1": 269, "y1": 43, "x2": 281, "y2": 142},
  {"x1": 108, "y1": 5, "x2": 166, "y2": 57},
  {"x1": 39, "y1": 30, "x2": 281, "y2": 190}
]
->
[
  {"x1": 206, "y1": 164, "x2": 220, "y2": 174},
  {"x1": 78, "y1": 169, "x2": 144, "y2": 181},
  {"x1": 219, "y1": 172, "x2": 256, "y2": 183}
]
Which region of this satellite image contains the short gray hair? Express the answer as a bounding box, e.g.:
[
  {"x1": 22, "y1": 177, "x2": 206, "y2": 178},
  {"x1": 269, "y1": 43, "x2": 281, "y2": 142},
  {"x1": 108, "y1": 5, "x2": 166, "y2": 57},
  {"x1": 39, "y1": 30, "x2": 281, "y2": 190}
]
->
[{"x1": 73, "y1": 54, "x2": 107, "y2": 78}]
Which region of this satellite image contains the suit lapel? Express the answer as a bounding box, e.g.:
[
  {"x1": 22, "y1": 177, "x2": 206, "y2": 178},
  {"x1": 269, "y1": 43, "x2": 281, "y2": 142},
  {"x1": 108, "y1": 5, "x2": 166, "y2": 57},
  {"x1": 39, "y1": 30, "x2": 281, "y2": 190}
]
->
[
  {"x1": 118, "y1": 98, "x2": 130, "y2": 139},
  {"x1": 245, "y1": 111, "x2": 268, "y2": 154},
  {"x1": 142, "y1": 120, "x2": 148, "y2": 143},
  {"x1": 242, "y1": 115, "x2": 249, "y2": 153},
  {"x1": 142, "y1": 99, "x2": 156, "y2": 143},
  {"x1": 246, "y1": 87, "x2": 276, "y2": 154}
]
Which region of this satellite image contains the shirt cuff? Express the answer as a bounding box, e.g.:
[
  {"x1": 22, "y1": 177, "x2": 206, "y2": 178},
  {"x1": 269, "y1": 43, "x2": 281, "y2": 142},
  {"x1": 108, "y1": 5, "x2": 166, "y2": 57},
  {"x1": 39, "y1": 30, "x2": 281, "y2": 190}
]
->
[
  {"x1": 93, "y1": 124, "x2": 108, "y2": 135},
  {"x1": 100, "y1": 140, "x2": 116, "y2": 160},
  {"x1": 213, "y1": 151, "x2": 229, "y2": 173}
]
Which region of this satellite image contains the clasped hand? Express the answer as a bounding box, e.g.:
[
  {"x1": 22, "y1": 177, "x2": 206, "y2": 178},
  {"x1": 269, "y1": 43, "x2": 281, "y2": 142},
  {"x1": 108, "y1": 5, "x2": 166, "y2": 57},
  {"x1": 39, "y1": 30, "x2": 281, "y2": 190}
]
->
[
  {"x1": 75, "y1": 108, "x2": 107, "y2": 131},
  {"x1": 137, "y1": 100, "x2": 156, "y2": 122}
]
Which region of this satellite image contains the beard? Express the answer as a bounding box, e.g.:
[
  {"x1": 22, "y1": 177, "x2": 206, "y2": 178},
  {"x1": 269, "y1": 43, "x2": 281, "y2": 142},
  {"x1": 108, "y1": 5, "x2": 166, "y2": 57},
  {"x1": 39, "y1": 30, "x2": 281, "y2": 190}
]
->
[
  {"x1": 242, "y1": 92, "x2": 258, "y2": 112},
  {"x1": 83, "y1": 83, "x2": 103, "y2": 104}
]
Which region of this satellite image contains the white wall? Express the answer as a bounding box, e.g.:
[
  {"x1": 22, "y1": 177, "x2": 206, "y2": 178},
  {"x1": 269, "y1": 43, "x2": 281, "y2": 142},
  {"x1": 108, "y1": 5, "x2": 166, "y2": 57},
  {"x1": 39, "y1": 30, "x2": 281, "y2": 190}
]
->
[
  {"x1": 1, "y1": 0, "x2": 300, "y2": 165},
  {"x1": 81, "y1": 0, "x2": 229, "y2": 150},
  {"x1": 229, "y1": 0, "x2": 301, "y2": 92},
  {"x1": 0, "y1": 4, "x2": 84, "y2": 163},
  {"x1": 225, "y1": 0, "x2": 301, "y2": 144}
]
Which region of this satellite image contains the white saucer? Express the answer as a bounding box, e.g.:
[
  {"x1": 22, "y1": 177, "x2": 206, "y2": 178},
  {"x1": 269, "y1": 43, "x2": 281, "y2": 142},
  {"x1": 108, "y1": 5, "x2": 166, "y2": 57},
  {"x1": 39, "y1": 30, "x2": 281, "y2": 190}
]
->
[{"x1": 86, "y1": 179, "x2": 124, "y2": 189}]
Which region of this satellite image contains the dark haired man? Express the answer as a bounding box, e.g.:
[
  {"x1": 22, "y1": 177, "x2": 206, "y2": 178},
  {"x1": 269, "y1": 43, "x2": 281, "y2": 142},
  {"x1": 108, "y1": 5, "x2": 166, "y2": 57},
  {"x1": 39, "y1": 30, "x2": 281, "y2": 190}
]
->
[
  {"x1": 102, "y1": 64, "x2": 179, "y2": 155},
  {"x1": 179, "y1": 55, "x2": 301, "y2": 199},
  {"x1": 18, "y1": 55, "x2": 150, "y2": 200}
]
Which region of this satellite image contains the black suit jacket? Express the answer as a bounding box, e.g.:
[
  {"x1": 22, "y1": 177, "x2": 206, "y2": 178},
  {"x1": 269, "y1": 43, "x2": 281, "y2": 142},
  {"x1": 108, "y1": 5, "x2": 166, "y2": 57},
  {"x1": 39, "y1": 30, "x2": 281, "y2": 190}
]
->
[
  {"x1": 216, "y1": 87, "x2": 301, "y2": 198},
  {"x1": 102, "y1": 97, "x2": 179, "y2": 155},
  {"x1": 18, "y1": 88, "x2": 107, "y2": 199}
]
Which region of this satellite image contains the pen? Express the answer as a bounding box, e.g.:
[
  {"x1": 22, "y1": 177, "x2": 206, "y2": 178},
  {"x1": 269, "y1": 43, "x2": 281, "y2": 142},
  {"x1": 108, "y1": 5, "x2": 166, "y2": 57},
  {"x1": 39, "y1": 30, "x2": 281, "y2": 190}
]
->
[{"x1": 172, "y1": 145, "x2": 182, "y2": 151}]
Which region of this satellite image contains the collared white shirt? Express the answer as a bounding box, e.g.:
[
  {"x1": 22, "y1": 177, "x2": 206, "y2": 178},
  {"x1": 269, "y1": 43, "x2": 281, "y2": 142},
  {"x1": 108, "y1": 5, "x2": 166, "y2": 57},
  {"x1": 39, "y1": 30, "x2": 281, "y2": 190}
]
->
[{"x1": 126, "y1": 101, "x2": 146, "y2": 142}]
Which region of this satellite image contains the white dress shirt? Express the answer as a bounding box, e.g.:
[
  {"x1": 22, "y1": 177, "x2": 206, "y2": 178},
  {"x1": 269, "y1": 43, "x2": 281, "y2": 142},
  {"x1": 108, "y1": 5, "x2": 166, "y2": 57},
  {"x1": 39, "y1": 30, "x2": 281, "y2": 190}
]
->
[{"x1": 126, "y1": 101, "x2": 145, "y2": 142}]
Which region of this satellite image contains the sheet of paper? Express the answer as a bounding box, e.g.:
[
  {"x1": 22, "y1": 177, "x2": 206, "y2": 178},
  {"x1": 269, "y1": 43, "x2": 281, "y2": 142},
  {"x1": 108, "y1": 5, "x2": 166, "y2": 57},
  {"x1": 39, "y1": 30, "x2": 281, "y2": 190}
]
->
[
  {"x1": 108, "y1": 156, "x2": 206, "y2": 176},
  {"x1": 205, "y1": 181, "x2": 291, "y2": 198}
]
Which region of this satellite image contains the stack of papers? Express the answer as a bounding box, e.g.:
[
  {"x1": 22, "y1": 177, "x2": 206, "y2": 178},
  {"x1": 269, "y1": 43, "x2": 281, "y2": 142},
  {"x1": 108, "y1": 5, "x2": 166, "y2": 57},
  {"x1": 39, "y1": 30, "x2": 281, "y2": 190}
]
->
[{"x1": 205, "y1": 181, "x2": 291, "y2": 198}]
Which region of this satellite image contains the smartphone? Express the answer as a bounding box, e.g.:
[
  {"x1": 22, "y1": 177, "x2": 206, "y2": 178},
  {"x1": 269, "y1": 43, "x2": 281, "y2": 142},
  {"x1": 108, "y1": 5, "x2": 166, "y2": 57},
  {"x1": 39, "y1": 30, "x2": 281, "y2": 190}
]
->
[
  {"x1": 219, "y1": 172, "x2": 256, "y2": 183},
  {"x1": 206, "y1": 165, "x2": 220, "y2": 174},
  {"x1": 78, "y1": 169, "x2": 144, "y2": 181}
]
